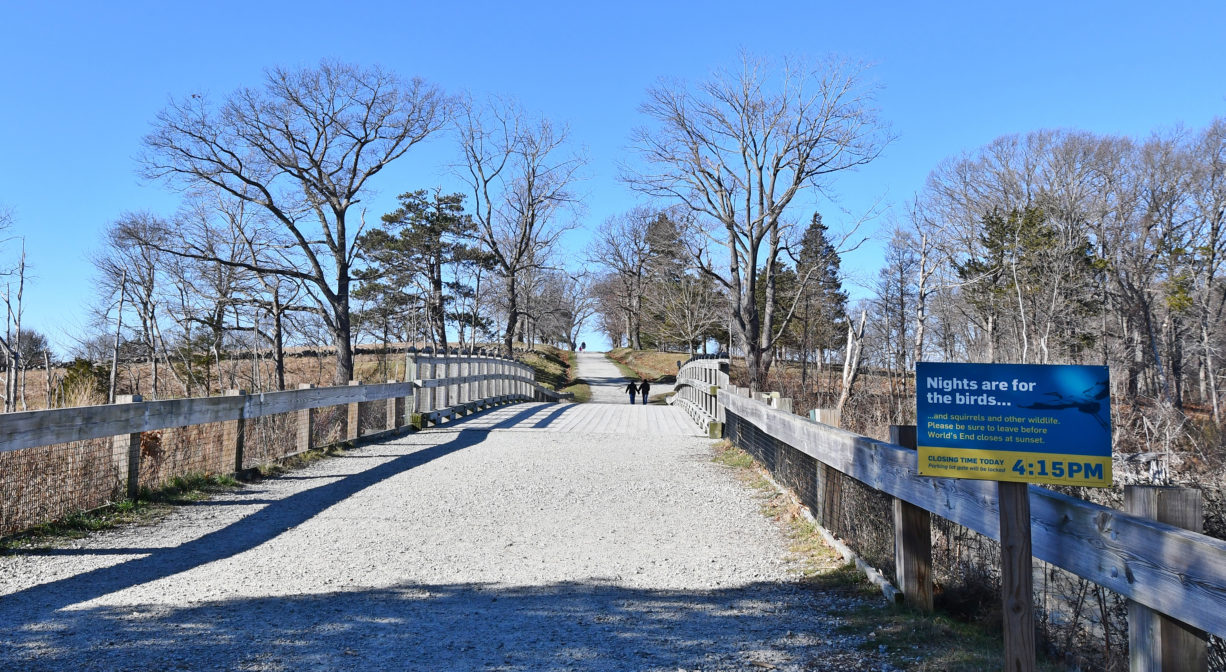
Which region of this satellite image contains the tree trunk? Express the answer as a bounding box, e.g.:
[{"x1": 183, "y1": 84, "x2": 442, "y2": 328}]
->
[
  {"x1": 44, "y1": 351, "x2": 53, "y2": 409},
  {"x1": 332, "y1": 298, "x2": 354, "y2": 386},
  {"x1": 271, "y1": 296, "x2": 286, "y2": 391},
  {"x1": 836, "y1": 310, "x2": 868, "y2": 420},
  {"x1": 1203, "y1": 319, "x2": 1221, "y2": 423},
  {"x1": 109, "y1": 271, "x2": 127, "y2": 404},
  {"x1": 432, "y1": 258, "x2": 448, "y2": 351},
  {"x1": 502, "y1": 275, "x2": 519, "y2": 357}
]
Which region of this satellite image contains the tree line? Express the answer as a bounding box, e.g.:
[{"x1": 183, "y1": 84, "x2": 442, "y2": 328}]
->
[
  {"x1": 8, "y1": 53, "x2": 1217, "y2": 441},
  {"x1": 865, "y1": 124, "x2": 1226, "y2": 432},
  {"x1": 0, "y1": 55, "x2": 895, "y2": 409},
  {"x1": 0, "y1": 62, "x2": 601, "y2": 409}
]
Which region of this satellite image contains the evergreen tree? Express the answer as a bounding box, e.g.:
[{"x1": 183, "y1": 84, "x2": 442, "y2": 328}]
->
[
  {"x1": 356, "y1": 190, "x2": 478, "y2": 350},
  {"x1": 792, "y1": 213, "x2": 848, "y2": 387}
]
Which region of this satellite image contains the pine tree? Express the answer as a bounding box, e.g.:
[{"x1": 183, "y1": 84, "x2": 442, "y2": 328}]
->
[
  {"x1": 793, "y1": 213, "x2": 848, "y2": 388},
  {"x1": 356, "y1": 190, "x2": 478, "y2": 350}
]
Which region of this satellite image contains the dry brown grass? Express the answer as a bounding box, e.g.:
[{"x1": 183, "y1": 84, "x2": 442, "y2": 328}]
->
[{"x1": 606, "y1": 348, "x2": 687, "y2": 383}]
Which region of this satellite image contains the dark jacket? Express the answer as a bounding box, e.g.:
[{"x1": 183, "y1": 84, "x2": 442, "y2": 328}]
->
[
  {"x1": 625, "y1": 382, "x2": 639, "y2": 394},
  {"x1": 639, "y1": 380, "x2": 651, "y2": 395}
]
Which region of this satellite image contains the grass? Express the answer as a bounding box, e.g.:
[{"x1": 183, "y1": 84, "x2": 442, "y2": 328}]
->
[
  {"x1": 1, "y1": 472, "x2": 241, "y2": 553},
  {"x1": 606, "y1": 348, "x2": 688, "y2": 404},
  {"x1": 606, "y1": 348, "x2": 684, "y2": 383},
  {"x1": 518, "y1": 344, "x2": 572, "y2": 390},
  {"x1": 517, "y1": 344, "x2": 592, "y2": 402},
  {"x1": 709, "y1": 439, "x2": 1073, "y2": 672},
  {"x1": 560, "y1": 349, "x2": 592, "y2": 402}
]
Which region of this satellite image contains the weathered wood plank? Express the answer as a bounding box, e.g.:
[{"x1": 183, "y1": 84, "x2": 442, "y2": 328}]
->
[
  {"x1": 719, "y1": 390, "x2": 1226, "y2": 638},
  {"x1": 1126, "y1": 486, "x2": 1209, "y2": 672}
]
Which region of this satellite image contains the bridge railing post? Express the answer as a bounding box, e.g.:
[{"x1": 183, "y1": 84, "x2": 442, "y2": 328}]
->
[
  {"x1": 112, "y1": 394, "x2": 143, "y2": 500},
  {"x1": 387, "y1": 379, "x2": 403, "y2": 431},
  {"x1": 426, "y1": 356, "x2": 438, "y2": 417},
  {"x1": 807, "y1": 408, "x2": 844, "y2": 537}
]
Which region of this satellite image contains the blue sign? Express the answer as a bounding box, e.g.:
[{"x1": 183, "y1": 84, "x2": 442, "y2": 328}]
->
[{"x1": 916, "y1": 362, "x2": 1112, "y2": 487}]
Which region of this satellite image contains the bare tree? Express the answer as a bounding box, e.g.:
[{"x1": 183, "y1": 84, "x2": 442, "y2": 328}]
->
[
  {"x1": 0, "y1": 238, "x2": 28, "y2": 411},
  {"x1": 645, "y1": 273, "x2": 726, "y2": 354},
  {"x1": 628, "y1": 54, "x2": 890, "y2": 391},
  {"x1": 1189, "y1": 119, "x2": 1226, "y2": 422},
  {"x1": 94, "y1": 214, "x2": 171, "y2": 398},
  {"x1": 836, "y1": 308, "x2": 868, "y2": 419},
  {"x1": 587, "y1": 208, "x2": 657, "y2": 349},
  {"x1": 142, "y1": 61, "x2": 449, "y2": 385},
  {"x1": 455, "y1": 96, "x2": 584, "y2": 356}
]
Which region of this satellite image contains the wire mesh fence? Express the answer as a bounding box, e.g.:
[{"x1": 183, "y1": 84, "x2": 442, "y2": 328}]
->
[
  {"x1": 240, "y1": 412, "x2": 299, "y2": 469},
  {"x1": 0, "y1": 438, "x2": 117, "y2": 537},
  {"x1": 725, "y1": 407, "x2": 1225, "y2": 672},
  {"x1": 139, "y1": 422, "x2": 231, "y2": 491},
  {"x1": 358, "y1": 399, "x2": 388, "y2": 437}
]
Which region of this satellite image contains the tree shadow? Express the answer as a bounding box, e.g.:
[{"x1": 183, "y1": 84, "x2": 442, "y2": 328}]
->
[
  {"x1": 1, "y1": 579, "x2": 850, "y2": 671},
  {"x1": 0, "y1": 421, "x2": 527, "y2": 620}
]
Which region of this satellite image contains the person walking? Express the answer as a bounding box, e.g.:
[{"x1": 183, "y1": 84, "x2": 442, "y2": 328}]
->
[
  {"x1": 625, "y1": 379, "x2": 638, "y2": 404},
  {"x1": 638, "y1": 378, "x2": 651, "y2": 405}
]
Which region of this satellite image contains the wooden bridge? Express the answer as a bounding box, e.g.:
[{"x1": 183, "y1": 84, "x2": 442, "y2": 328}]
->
[{"x1": 1, "y1": 351, "x2": 1225, "y2": 670}]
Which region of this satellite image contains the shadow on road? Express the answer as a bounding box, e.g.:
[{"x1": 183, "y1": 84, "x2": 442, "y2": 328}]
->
[
  {"x1": 1, "y1": 579, "x2": 842, "y2": 671},
  {"x1": 0, "y1": 403, "x2": 554, "y2": 622}
]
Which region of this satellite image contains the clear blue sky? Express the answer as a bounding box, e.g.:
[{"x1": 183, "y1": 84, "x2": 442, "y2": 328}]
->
[{"x1": 2, "y1": 1, "x2": 1223, "y2": 355}]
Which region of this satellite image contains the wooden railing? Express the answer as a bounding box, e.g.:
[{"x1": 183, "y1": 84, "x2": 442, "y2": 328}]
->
[
  {"x1": 717, "y1": 387, "x2": 1226, "y2": 665},
  {"x1": 667, "y1": 356, "x2": 729, "y2": 438},
  {"x1": 0, "y1": 352, "x2": 567, "y2": 504}
]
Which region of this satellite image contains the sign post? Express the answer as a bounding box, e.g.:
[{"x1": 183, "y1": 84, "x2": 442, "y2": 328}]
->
[{"x1": 916, "y1": 362, "x2": 1112, "y2": 671}]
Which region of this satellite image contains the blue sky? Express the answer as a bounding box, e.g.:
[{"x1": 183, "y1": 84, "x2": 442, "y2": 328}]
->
[{"x1": 2, "y1": 1, "x2": 1223, "y2": 354}]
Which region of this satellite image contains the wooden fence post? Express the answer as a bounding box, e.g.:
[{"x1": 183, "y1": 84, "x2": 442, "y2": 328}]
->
[
  {"x1": 890, "y1": 424, "x2": 933, "y2": 611},
  {"x1": 296, "y1": 384, "x2": 316, "y2": 453},
  {"x1": 1127, "y1": 485, "x2": 1208, "y2": 672},
  {"x1": 112, "y1": 394, "x2": 143, "y2": 500},
  {"x1": 387, "y1": 379, "x2": 402, "y2": 431},
  {"x1": 999, "y1": 480, "x2": 1036, "y2": 672},
  {"x1": 347, "y1": 380, "x2": 362, "y2": 441},
  {"x1": 226, "y1": 389, "x2": 246, "y2": 474},
  {"x1": 808, "y1": 408, "x2": 844, "y2": 536},
  {"x1": 407, "y1": 355, "x2": 424, "y2": 429}
]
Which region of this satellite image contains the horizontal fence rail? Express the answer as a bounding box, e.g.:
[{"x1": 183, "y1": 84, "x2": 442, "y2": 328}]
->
[
  {"x1": 719, "y1": 388, "x2": 1226, "y2": 641},
  {"x1": 0, "y1": 354, "x2": 566, "y2": 455}
]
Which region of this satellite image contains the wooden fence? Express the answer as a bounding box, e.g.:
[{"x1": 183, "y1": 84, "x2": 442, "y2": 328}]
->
[
  {"x1": 1, "y1": 352, "x2": 568, "y2": 522},
  {"x1": 672, "y1": 360, "x2": 1226, "y2": 668}
]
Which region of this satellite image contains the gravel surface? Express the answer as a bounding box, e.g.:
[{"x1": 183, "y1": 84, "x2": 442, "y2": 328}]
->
[
  {"x1": 574, "y1": 352, "x2": 635, "y2": 405},
  {"x1": 0, "y1": 407, "x2": 885, "y2": 671}
]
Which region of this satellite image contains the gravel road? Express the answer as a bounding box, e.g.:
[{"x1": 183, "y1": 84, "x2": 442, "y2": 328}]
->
[
  {"x1": 0, "y1": 405, "x2": 884, "y2": 671},
  {"x1": 573, "y1": 352, "x2": 635, "y2": 404}
]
